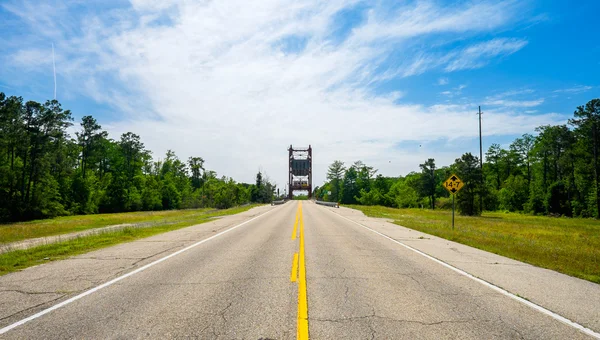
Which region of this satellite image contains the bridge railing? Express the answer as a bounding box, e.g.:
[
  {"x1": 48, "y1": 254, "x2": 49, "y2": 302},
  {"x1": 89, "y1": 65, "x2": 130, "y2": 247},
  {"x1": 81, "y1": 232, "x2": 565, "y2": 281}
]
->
[
  {"x1": 271, "y1": 200, "x2": 286, "y2": 205},
  {"x1": 315, "y1": 200, "x2": 339, "y2": 208}
]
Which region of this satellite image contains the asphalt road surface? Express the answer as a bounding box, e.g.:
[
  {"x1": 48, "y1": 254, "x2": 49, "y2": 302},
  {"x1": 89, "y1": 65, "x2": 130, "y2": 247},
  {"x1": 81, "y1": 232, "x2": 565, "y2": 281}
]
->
[{"x1": 0, "y1": 201, "x2": 597, "y2": 339}]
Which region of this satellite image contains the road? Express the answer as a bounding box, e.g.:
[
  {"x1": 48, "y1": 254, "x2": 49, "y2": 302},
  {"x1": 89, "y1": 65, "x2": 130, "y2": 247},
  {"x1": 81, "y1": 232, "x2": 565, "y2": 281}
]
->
[{"x1": 0, "y1": 201, "x2": 597, "y2": 339}]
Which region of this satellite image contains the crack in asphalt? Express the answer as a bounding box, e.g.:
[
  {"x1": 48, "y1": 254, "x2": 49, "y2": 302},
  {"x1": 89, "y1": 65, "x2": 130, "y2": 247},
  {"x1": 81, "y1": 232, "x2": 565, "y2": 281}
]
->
[
  {"x1": 343, "y1": 281, "x2": 350, "y2": 305},
  {"x1": 0, "y1": 289, "x2": 67, "y2": 295},
  {"x1": 130, "y1": 244, "x2": 187, "y2": 267},
  {"x1": 312, "y1": 314, "x2": 476, "y2": 326},
  {"x1": 0, "y1": 294, "x2": 67, "y2": 322}
]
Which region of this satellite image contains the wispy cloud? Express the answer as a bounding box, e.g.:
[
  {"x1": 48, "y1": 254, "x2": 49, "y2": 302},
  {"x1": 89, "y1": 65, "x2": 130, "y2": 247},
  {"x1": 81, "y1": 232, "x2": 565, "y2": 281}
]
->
[
  {"x1": 441, "y1": 84, "x2": 467, "y2": 97},
  {"x1": 485, "y1": 99, "x2": 544, "y2": 107},
  {"x1": 483, "y1": 88, "x2": 543, "y2": 108},
  {"x1": 491, "y1": 89, "x2": 535, "y2": 97},
  {"x1": 445, "y1": 38, "x2": 528, "y2": 72},
  {"x1": 553, "y1": 85, "x2": 593, "y2": 94},
  {"x1": 438, "y1": 77, "x2": 449, "y2": 85},
  {"x1": 388, "y1": 37, "x2": 528, "y2": 78}
]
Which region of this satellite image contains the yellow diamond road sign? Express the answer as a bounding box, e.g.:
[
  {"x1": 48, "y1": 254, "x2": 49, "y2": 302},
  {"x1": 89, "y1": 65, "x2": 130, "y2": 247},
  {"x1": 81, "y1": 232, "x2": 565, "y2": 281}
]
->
[{"x1": 444, "y1": 174, "x2": 464, "y2": 195}]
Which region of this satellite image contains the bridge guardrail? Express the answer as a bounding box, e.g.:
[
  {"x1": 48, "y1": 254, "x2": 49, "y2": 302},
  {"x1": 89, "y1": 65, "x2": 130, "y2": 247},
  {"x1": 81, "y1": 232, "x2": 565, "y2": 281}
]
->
[{"x1": 315, "y1": 200, "x2": 339, "y2": 208}]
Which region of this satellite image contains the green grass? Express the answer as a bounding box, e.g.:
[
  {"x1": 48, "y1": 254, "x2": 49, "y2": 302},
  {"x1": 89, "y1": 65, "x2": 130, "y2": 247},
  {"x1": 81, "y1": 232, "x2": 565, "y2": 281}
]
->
[
  {"x1": 349, "y1": 205, "x2": 600, "y2": 284},
  {"x1": 0, "y1": 207, "x2": 245, "y2": 244},
  {"x1": 0, "y1": 205, "x2": 260, "y2": 276}
]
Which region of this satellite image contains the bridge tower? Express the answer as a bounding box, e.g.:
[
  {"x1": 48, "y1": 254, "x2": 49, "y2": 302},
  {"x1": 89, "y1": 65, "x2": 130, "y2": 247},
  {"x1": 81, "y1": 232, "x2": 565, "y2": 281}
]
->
[{"x1": 288, "y1": 145, "x2": 312, "y2": 199}]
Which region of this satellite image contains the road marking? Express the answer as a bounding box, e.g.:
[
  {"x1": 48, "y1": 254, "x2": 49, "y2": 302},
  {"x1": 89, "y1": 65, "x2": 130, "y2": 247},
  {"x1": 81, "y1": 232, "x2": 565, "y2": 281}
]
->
[
  {"x1": 326, "y1": 209, "x2": 600, "y2": 339},
  {"x1": 0, "y1": 206, "x2": 280, "y2": 335},
  {"x1": 290, "y1": 253, "x2": 299, "y2": 282},
  {"x1": 297, "y1": 202, "x2": 309, "y2": 340}
]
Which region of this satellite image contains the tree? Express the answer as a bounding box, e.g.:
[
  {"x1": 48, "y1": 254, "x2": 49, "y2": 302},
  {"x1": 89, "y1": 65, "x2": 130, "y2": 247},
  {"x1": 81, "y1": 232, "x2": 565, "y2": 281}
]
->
[
  {"x1": 354, "y1": 161, "x2": 377, "y2": 194},
  {"x1": 569, "y1": 99, "x2": 600, "y2": 218},
  {"x1": 388, "y1": 176, "x2": 420, "y2": 208},
  {"x1": 498, "y1": 175, "x2": 528, "y2": 211},
  {"x1": 0, "y1": 94, "x2": 25, "y2": 219},
  {"x1": 119, "y1": 132, "x2": 147, "y2": 183},
  {"x1": 454, "y1": 153, "x2": 483, "y2": 216},
  {"x1": 21, "y1": 100, "x2": 73, "y2": 218},
  {"x1": 485, "y1": 144, "x2": 502, "y2": 190},
  {"x1": 0, "y1": 91, "x2": 259, "y2": 221},
  {"x1": 326, "y1": 160, "x2": 345, "y2": 202},
  {"x1": 76, "y1": 116, "x2": 108, "y2": 178},
  {"x1": 419, "y1": 158, "x2": 436, "y2": 209},
  {"x1": 251, "y1": 171, "x2": 274, "y2": 203},
  {"x1": 340, "y1": 166, "x2": 358, "y2": 204},
  {"x1": 188, "y1": 156, "x2": 205, "y2": 189},
  {"x1": 356, "y1": 188, "x2": 382, "y2": 206},
  {"x1": 373, "y1": 174, "x2": 394, "y2": 206},
  {"x1": 510, "y1": 134, "x2": 534, "y2": 183}
]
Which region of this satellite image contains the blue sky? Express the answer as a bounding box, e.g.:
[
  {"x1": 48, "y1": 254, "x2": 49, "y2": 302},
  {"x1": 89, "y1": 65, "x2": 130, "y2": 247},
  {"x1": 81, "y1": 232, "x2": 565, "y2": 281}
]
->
[{"x1": 1, "y1": 0, "x2": 599, "y2": 188}]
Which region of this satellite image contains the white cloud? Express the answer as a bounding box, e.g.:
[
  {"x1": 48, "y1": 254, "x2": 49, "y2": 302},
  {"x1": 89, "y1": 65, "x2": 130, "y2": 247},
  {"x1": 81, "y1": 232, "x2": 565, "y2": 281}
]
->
[
  {"x1": 483, "y1": 89, "x2": 543, "y2": 108},
  {"x1": 437, "y1": 77, "x2": 449, "y2": 85},
  {"x1": 9, "y1": 48, "x2": 53, "y2": 69},
  {"x1": 3, "y1": 0, "x2": 560, "y2": 188},
  {"x1": 553, "y1": 85, "x2": 593, "y2": 94},
  {"x1": 382, "y1": 37, "x2": 528, "y2": 78},
  {"x1": 485, "y1": 99, "x2": 544, "y2": 107},
  {"x1": 494, "y1": 89, "x2": 535, "y2": 97},
  {"x1": 440, "y1": 84, "x2": 467, "y2": 97},
  {"x1": 445, "y1": 38, "x2": 528, "y2": 72}
]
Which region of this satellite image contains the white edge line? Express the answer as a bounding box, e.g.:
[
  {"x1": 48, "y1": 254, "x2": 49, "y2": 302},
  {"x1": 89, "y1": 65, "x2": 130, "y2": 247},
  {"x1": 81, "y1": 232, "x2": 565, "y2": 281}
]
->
[
  {"x1": 0, "y1": 205, "x2": 279, "y2": 335},
  {"x1": 326, "y1": 208, "x2": 600, "y2": 339}
]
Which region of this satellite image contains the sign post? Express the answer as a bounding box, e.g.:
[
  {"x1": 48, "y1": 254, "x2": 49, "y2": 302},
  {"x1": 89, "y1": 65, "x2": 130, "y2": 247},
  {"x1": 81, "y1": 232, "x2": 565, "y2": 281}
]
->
[{"x1": 443, "y1": 174, "x2": 464, "y2": 229}]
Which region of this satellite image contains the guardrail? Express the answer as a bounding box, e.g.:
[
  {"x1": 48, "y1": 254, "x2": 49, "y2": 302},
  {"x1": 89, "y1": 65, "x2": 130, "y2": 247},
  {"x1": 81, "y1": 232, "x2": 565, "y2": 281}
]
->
[
  {"x1": 271, "y1": 200, "x2": 286, "y2": 205},
  {"x1": 315, "y1": 200, "x2": 339, "y2": 208}
]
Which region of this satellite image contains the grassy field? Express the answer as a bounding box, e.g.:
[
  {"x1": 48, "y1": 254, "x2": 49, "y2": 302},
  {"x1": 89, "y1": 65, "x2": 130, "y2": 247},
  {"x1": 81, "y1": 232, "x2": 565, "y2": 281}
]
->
[
  {"x1": 350, "y1": 205, "x2": 600, "y2": 284},
  {"x1": 0, "y1": 207, "x2": 250, "y2": 244},
  {"x1": 0, "y1": 205, "x2": 259, "y2": 276}
]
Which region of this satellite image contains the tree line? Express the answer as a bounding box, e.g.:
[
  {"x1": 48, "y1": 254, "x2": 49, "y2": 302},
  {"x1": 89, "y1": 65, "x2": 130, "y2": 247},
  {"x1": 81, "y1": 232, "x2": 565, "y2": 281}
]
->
[
  {"x1": 315, "y1": 98, "x2": 600, "y2": 218},
  {"x1": 0, "y1": 92, "x2": 275, "y2": 222}
]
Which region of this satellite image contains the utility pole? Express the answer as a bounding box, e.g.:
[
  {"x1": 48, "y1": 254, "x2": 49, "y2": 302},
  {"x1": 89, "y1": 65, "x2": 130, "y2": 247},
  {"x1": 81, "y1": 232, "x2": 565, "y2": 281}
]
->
[
  {"x1": 478, "y1": 106, "x2": 483, "y2": 213},
  {"x1": 431, "y1": 163, "x2": 435, "y2": 210}
]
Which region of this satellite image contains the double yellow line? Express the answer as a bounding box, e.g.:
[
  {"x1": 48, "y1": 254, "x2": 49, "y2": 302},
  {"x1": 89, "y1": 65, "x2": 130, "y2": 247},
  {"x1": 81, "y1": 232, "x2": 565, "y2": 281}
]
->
[{"x1": 290, "y1": 202, "x2": 309, "y2": 340}]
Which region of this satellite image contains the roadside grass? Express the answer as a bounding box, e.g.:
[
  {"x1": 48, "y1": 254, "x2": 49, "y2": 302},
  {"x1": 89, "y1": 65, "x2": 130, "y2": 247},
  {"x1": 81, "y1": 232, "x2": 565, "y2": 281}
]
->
[
  {"x1": 349, "y1": 205, "x2": 600, "y2": 284},
  {"x1": 0, "y1": 207, "x2": 239, "y2": 244},
  {"x1": 0, "y1": 205, "x2": 260, "y2": 276}
]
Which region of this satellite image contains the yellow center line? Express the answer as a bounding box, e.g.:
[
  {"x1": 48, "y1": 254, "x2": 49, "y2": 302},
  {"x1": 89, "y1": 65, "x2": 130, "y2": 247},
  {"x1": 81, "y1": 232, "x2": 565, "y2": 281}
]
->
[
  {"x1": 297, "y1": 201, "x2": 309, "y2": 340},
  {"x1": 290, "y1": 253, "x2": 299, "y2": 282}
]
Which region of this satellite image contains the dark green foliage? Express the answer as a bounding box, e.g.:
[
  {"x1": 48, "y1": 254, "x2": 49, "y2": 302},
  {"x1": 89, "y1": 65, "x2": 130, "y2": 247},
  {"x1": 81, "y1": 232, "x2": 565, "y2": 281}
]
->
[
  {"x1": 325, "y1": 160, "x2": 345, "y2": 202},
  {"x1": 419, "y1": 158, "x2": 436, "y2": 209},
  {"x1": 454, "y1": 153, "x2": 483, "y2": 216},
  {"x1": 0, "y1": 93, "x2": 269, "y2": 222},
  {"x1": 388, "y1": 174, "x2": 420, "y2": 208},
  {"x1": 340, "y1": 166, "x2": 358, "y2": 204},
  {"x1": 545, "y1": 181, "x2": 571, "y2": 216},
  {"x1": 250, "y1": 171, "x2": 274, "y2": 204},
  {"x1": 498, "y1": 175, "x2": 528, "y2": 211},
  {"x1": 569, "y1": 99, "x2": 600, "y2": 218}
]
